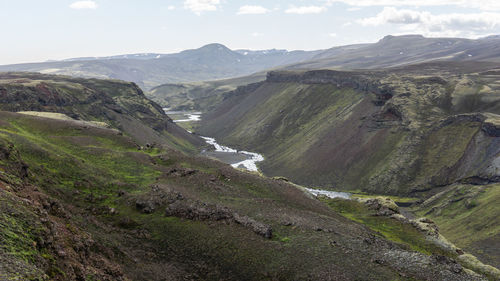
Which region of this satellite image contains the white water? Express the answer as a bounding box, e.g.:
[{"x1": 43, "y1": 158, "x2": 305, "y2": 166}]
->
[
  {"x1": 305, "y1": 188, "x2": 351, "y2": 199},
  {"x1": 164, "y1": 110, "x2": 264, "y2": 172},
  {"x1": 174, "y1": 113, "x2": 201, "y2": 123},
  {"x1": 165, "y1": 111, "x2": 349, "y2": 196},
  {"x1": 200, "y1": 136, "x2": 264, "y2": 172},
  {"x1": 201, "y1": 136, "x2": 237, "y2": 153},
  {"x1": 164, "y1": 110, "x2": 202, "y2": 123}
]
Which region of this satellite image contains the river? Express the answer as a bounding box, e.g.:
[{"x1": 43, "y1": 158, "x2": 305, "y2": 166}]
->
[
  {"x1": 164, "y1": 109, "x2": 350, "y2": 198},
  {"x1": 164, "y1": 110, "x2": 264, "y2": 172}
]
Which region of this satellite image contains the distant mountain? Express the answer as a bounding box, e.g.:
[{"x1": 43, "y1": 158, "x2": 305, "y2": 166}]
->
[
  {"x1": 3, "y1": 35, "x2": 500, "y2": 92},
  {"x1": 62, "y1": 53, "x2": 167, "y2": 61},
  {"x1": 0, "y1": 44, "x2": 321, "y2": 90},
  {"x1": 145, "y1": 35, "x2": 500, "y2": 110},
  {"x1": 287, "y1": 34, "x2": 500, "y2": 70}
]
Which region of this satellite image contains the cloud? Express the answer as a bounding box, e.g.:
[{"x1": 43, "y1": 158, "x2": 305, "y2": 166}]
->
[
  {"x1": 167, "y1": 5, "x2": 175, "y2": 10},
  {"x1": 324, "y1": 0, "x2": 500, "y2": 11},
  {"x1": 69, "y1": 1, "x2": 97, "y2": 9},
  {"x1": 285, "y1": 6, "x2": 327, "y2": 14},
  {"x1": 329, "y1": 33, "x2": 337, "y2": 37},
  {"x1": 237, "y1": 5, "x2": 269, "y2": 15},
  {"x1": 184, "y1": 0, "x2": 220, "y2": 15},
  {"x1": 358, "y1": 7, "x2": 500, "y2": 37},
  {"x1": 251, "y1": 32, "x2": 263, "y2": 37}
]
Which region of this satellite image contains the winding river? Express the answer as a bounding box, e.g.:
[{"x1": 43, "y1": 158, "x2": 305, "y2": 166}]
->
[
  {"x1": 164, "y1": 110, "x2": 264, "y2": 172},
  {"x1": 164, "y1": 109, "x2": 350, "y2": 199}
]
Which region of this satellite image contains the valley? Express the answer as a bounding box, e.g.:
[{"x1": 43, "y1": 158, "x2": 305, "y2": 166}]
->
[
  {"x1": 1, "y1": 34, "x2": 500, "y2": 280},
  {"x1": 3, "y1": 73, "x2": 494, "y2": 280}
]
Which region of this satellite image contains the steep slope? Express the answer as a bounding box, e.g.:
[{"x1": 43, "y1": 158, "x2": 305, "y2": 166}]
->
[
  {"x1": 414, "y1": 183, "x2": 500, "y2": 269},
  {"x1": 198, "y1": 61, "x2": 500, "y2": 195},
  {"x1": 197, "y1": 61, "x2": 500, "y2": 269},
  {"x1": 0, "y1": 72, "x2": 203, "y2": 153},
  {"x1": 0, "y1": 80, "x2": 490, "y2": 280},
  {"x1": 0, "y1": 44, "x2": 319, "y2": 90}
]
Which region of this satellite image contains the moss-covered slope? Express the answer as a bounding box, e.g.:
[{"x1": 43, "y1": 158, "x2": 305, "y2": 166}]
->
[
  {"x1": 198, "y1": 62, "x2": 500, "y2": 196},
  {"x1": 415, "y1": 183, "x2": 500, "y2": 269},
  {"x1": 0, "y1": 72, "x2": 204, "y2": 153},
  {"x1": 0, "y1": 111, "x2": 489, "y2": 280}
]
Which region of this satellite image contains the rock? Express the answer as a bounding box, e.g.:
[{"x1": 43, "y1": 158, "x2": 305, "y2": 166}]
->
[
  {"x1": 135, "y1": 200, "x2": 156, "y2": 214},
  {"x1": 165, "y1": 167, "x2": 198, "y2": 177},
  {"x1": 358, "y1": 197, "x2": 400, "y2": 216},
  {"x1": 165, "y1": 200, "x2": 232, "y2": 221},
  {"x1": 163, "y1": 197, "x2": 273, "y2": 239},
  {"x1": 233, "y1": 213, "x2": 272, "y2": 239},
  {"x1": 411, "y1": 217, "x2": 439, "y2": 237}
]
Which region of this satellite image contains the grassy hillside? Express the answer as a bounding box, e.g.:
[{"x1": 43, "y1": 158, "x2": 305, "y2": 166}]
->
[
  {"x1": 198, "y1": 62, "x2": 500, "y2": 195},
  {"x1": 0, "y1": 72, "x2": 203, "y2": 153},
  {"x1": 1, "y1": 110, "x2": 490, "y2": 280},
  {"x1": 197, "y1": 61, "x2": 500, "y2": 272},
  {"x1": 415, "y1": 183, "x2": 500, "y2": 269},
  {"x1": 0, "y1": 73, "x2": 494, "y2": 280}
]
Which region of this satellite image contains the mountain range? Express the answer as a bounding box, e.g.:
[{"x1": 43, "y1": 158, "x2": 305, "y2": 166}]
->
[{"x1": 2, "y1": 35, "x2": 500, "y2": 92}]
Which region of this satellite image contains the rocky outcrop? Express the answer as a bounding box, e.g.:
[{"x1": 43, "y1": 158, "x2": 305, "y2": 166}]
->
[
  {"x1": 356, "y1": 197, "x2": 400, "y2": 216},
  {"x1": 164, "y1": 199, "x2": 273, "y2": 238},
  {"x1": 133, "y1": 184, "x2": 273, "y2": 239}
]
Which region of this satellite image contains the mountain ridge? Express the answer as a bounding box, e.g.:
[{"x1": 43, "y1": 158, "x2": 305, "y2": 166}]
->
[{"x1": 4, "y1": 34, "x2": 500, "y2": 93}]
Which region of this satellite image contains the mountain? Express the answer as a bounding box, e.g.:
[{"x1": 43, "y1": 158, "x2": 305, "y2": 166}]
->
[
  {"x1": 196, "y1": 61, "x2": 500, "y2": 268},
  {"x1": 1, "y1": 73, "x2": 494, "y2": 280},
  {"x1": 287, "y1": 35, "x2": 500, "y2": 70},
  {"x1": 3, "y1": 34, "x2": 500, "y2": 97},
  {"x1": 0, "y1": 72, "x2": 203, "y2": 152},
  {"x1": 62, "y1": 53, "x2": 167, "y2": 61},
  {"x1": 198, "y1": 61, "x2": 500, "y2": 194},
  {"x1": 0, "y1": 44, "x2": 321, "y2": 90},
  {"x1": 147, "y1": 35, "x2": 500, "y2": 111}
]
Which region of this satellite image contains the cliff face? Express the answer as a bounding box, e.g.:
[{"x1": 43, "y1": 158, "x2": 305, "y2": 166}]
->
[
  {"x1": 198, "y1": 62, "x2": 500, "y2": 196},
  {"x1": 0, "y1": 72, "x2": 204, "y2": 152}
]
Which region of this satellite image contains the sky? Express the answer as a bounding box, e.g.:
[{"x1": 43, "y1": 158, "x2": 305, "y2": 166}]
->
[{"x1": 1, "y1": 0, "x2": 500, "y2": 65}]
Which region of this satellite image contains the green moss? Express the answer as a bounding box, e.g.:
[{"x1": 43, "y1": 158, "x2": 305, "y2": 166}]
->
[
  {"x1": 323, "y1": 198, "x2": 450, "y2": 256},
  {"x1": 416, "y1": 184, "x2": 500, "y2": 260},
  {"x1": 416, "y1": 122, "x2": 479, "y2": 184}
]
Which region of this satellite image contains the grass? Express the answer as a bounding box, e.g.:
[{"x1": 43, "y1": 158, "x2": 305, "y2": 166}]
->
[
  {"x1": 415, "y1": 184, "x2": 500, "y2": 267},
  {"x1": 322, "y1": 197, "x2": 451, "y2": 256},
  {"x1": 0, "y1": 110, "x2": 493, "y2": 280}
]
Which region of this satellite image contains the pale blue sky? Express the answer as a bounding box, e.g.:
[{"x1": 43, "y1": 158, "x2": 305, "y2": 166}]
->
[{"x1": 1, "y1": 0, "x2": 500, "y2": 65}]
